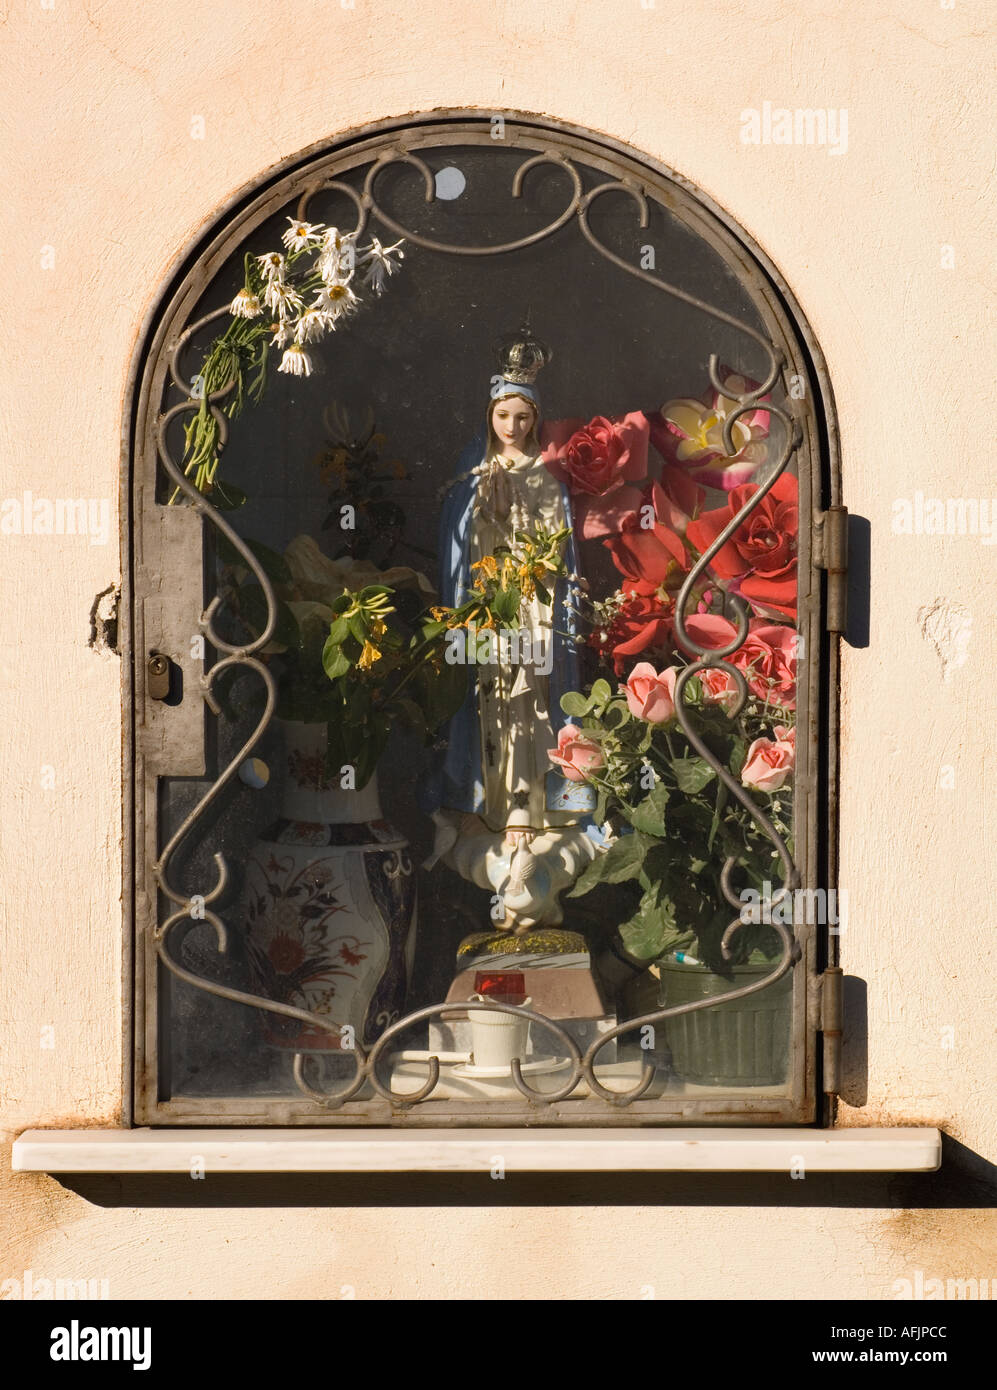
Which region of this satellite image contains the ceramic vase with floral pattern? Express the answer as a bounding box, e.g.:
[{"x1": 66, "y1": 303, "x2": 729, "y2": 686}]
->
[{"x1": 241, "y1": 720, "x2": 416, "y2": 1052}]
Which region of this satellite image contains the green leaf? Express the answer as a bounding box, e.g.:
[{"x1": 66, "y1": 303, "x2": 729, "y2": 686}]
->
[
  {"x1": 590, "y1": 678, "x2": 612, "y2": 708},
  {"x1": 707, "y1": 779, "x2": 728, "y2": 852},
  {"x1": 321, "y1": 641, "x2": 351, "y2": 680},
  {"x1": 493, "y1": 586, "x2": 520, "y2": 624},
  {"x1": 628, "y1": 782, "x2": 670, "y2": 837},
  {"x1": 411, "y1": 659, "x2": 468, "y2": 732},
  {"x1": 415, "y1": 618, "x2": 450, "y2": 642},
  {"x1": 618, "y1": 888, "x2": 693, "y2": 962},
  {"x1": 672, "y1": 757, "x2": 718, "y2": 794},
  {"x1": 326, "y1": 615, "x2": 350, "y2": 646},
  {"x1": 560, "y1": 690, "x2": 591, "y2": 718},
  {"x1": 729, "y1": 735, "x2": 749, "y2": 778},
  {"x1": 603, "y1": 702, "x2": 628, "y2": 731},
  {"x1": 683, "y1": 674, "x2": 703, "y2": 704},
  {"x1": 568, "y1": 832, "x2": 647, "y2": 897}
]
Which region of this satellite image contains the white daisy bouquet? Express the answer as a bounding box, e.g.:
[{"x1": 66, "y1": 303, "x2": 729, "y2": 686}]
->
[{"x1": 175, "y1": 217, "x2": 404, "y2": 501}]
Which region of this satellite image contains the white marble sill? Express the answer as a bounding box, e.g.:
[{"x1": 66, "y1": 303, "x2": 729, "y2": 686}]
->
[{"x1": 11, "y1": 1127, "x2": 941, "y2": 1174}]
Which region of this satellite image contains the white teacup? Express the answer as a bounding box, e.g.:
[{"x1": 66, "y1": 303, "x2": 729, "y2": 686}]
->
[{"x1": 467, "y1": 994, "x2": 532, "y2": 1071}]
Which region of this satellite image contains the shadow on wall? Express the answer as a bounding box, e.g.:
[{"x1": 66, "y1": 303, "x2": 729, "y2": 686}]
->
[
  {"x1": 840, "y1": 974, "x2": 868, "y2": 1109},
  {"x1": 843, "y1": 513, "x2": 870, "y2": 650},
  {"x1": 54, "y1": 1133, "x2": 995, "y2": 1212}
]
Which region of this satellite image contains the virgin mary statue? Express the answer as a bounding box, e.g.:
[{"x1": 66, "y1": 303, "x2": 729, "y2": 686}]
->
[{"x1": 420, "y1": 324, "x2": 603, "y2": 933}]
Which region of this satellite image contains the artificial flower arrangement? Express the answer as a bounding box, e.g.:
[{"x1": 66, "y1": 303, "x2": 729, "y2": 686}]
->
[
  {"x1": 317, "y1": 522, "x2": 573, "y2": 785},
  {"x1": 542, "y1": 369, "x2": 799, "y2": 971},
  {"x1": 218, "y1": 529, "x2": 443, "y2": 780},
  {"x1": 220, "y1": 512, "x2": 574, "y2": 788}
]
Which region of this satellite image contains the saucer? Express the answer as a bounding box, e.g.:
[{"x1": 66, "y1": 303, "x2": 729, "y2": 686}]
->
[{"x1": 452, "y1": 1057, "x2": 572, "y2": 1081}]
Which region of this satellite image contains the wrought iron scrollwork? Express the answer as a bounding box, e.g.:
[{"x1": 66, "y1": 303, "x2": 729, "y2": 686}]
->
[{"x1": 149, "y1": 132, "x2": 806, "y2": 1111}]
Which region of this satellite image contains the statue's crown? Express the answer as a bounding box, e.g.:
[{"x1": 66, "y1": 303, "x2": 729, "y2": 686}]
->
[{"x1": 494, "y1": 321, "x2": 552, "y2": 385}]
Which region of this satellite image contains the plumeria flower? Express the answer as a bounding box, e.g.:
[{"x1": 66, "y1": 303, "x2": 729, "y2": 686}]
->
[
  {"x1": 294, "y1": 307, "x2": 334, "y2": 344},
  {"x1": 311, "y1": 282, "x2": 358, "y2": 322},
  {"x1": 229, "y1": 287, "x2": 262, "y2": 318},
  {"x1": 255, "y1": 250, "x2": 286, "y2": 281},
  {"x1": 278, "y1": 343, "x2": 313, "y2": 377},
  {"x1": 650, "y1": 370, "x2": 771, "y2": 491},
  {"x1": 281, "y1": 217, "x2": 322, "y2": 253},
  {"x1": 359, "y1": 237, "x2": 405, "y2": 295}
]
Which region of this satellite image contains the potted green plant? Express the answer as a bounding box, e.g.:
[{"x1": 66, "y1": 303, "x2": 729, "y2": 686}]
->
[
  {"x1": 217, "y1": 530, "x2": 457, "y2": 1052},
  {"x1": 552, "y1": 663, "x2": 796, "y2": 1086}
]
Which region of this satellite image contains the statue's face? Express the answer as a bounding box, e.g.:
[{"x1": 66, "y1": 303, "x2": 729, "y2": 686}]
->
[{"x1": 490, "y1": 395, "x2": 536, "y2": 452}]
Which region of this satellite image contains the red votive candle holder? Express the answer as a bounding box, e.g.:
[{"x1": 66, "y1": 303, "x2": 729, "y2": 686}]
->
[{"x1": 473, "y1": 971, "x2": 527, "y2": 1006}]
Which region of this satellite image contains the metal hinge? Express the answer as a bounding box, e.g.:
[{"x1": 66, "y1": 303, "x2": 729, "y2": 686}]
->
[
  {"x1": 815, "y1": 505, "x2": 848, "y2": 634},
  {"x1": 819, "y1": 966, "x2": 843, "y2": 1097}
]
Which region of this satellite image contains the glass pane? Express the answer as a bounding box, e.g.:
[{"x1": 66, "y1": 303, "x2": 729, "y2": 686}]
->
[{"x1": 149, "y1": 139, "x2": 804, "y2": 1111}]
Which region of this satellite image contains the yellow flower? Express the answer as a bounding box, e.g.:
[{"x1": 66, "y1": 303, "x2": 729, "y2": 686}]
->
[
  {"x1": 357, "y1": 641, "x2": 382, "y2": 670},
  {"x1": 471, "y1": 555, "x2": 498, "y2": 580},
  {"x1": 370, "y1": 620, "x2": 387, "y2": 639}
]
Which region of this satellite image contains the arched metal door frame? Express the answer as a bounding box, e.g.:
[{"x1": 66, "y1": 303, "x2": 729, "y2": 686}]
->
[{"x1": 121, "y1": 110, "x2": 843, "y2": 1127}]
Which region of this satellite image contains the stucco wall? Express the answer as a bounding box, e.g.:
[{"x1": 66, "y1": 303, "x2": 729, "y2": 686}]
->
[{"x1": 2, "y1": 0, "x2": 995, "y2": 1299}]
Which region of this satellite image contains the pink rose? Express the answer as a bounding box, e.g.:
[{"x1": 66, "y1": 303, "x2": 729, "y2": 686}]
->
[
  {"x1": 621, "y1": 662, "x2": 678, "y2": 723},
  {"x1": 698, "y1": 666, "x2": 739, "y2": 712},
  {"x1": 542, "y1": 412, "x2": 649, "y2": 497},
  {"x1": 741, "y1": 726, "x2": 795, "y2": 792},
  {"x1": 682, "y1": 614, "x2": 798, "y2": 710},
  {"x1": 547, "y1": 723, "x2": 605, "y2": 782}
]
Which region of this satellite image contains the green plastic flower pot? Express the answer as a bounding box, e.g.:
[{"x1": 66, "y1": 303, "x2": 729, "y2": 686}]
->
[{"x1": 657, "y1": 959, "x2": 793, "y2": 1087}]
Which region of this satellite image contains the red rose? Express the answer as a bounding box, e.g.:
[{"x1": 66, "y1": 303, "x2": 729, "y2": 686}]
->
[
  {"x1": 543, "y1": 411, "x2": 649, "y2": 497},
  {"x1": 591, "y1": 590, "x2": 675, "y2": 675},
  {"x1": 604, "y1": 478, "x2": 691, "y2": 595},
  {"x1": 685, "y1": 472, "x2": 798, "y2": 620}
]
